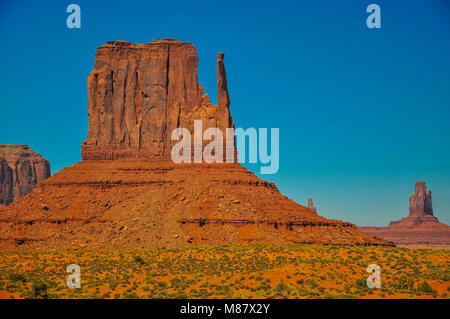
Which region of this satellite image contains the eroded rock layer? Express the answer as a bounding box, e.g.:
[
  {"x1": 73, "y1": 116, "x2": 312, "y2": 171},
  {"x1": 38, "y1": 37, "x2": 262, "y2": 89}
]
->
[{"x1": 0, "y1": 145, "x2": 50, "y2": 206}]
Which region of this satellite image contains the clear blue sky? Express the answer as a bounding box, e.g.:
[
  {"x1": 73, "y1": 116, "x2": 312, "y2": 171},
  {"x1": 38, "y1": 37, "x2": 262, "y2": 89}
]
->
[{"x1": 1, "y1": 0, "x2": 449, "y2": 226}]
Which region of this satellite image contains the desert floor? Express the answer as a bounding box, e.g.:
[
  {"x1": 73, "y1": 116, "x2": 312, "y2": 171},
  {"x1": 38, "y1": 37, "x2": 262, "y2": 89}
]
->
[{"x1": 0, "y1": 244, "x2": 448, "y2": 299}]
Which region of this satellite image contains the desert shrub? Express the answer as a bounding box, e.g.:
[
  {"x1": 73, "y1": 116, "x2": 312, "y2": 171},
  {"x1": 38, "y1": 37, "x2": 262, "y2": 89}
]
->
[
  {"x1": 273, "y1": 281, "x2": 293, "y2": 298},
  {"x1": 156, "y1": 281, "x2": 168, "y2": 289},
  {"x1": 344, "y1": 283, "x2": 352, "y2": 293},
  {"x1": 296, "y1": 279, "x2": 305, "y2": 285},
  {"x1": 215, "y1": 284, "x2": 233, "y2": 297},
  {"x1": 392, "y1": 276, "x2": 415, "y2": 291},
  {"x1": 133, "y1": 256, "x2": 145, "y2": 265},
  {"x1": 417, "y1": 281, "x2": 436, "y2": 295},
  {"x1": 30, "y1": 280, "x2": 49, "y2": 299},
  {"x1": 124, "y1": 292, "x2": 139, "y2": 299},
  {"x1": 172, "y1": 292, "x2": 188, "y2": 299},
  {"x1": 256, "y1": 282, "x2": 271, "y2": 291},
  {"x1": 101, "y1": 292, "x2": 111, "y2": 299},
  {"x1": 307, "y1": 278, "x2": 319, "y2": 288},
  {"x1": 355, "y1": 278, "x2": 371, "y2": 290},
  {"x1": 9, "y1": 273, "x2": 27, "y2": 283}
]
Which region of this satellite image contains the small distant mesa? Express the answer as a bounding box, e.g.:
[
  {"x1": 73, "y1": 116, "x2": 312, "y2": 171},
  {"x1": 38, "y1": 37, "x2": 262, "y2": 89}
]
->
[
  {"x1": 0, "y1": 145, "x2": 51, "y2": 206},
  {"x1": 359, "y1": 181, "x2": 450, "y2": 249}
]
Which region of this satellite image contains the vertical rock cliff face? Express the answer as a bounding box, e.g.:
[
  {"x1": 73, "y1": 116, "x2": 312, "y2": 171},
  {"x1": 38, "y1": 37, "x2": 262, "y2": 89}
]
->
[
  {"x1": 409, "y1": 181, "x2": 433, "y2": 216},
  {"x1": 216, "y1": 52, "x2": 233, "y2": 131},
  {"x1": 81, "y1": 39, "x2": 234, "y2": 160},
  {"x1": 390, "y1": 181, "x2": 440, "y2": 226},
  {"x1": 0, "y1": 145, "x2": 51, "y2": 206}
]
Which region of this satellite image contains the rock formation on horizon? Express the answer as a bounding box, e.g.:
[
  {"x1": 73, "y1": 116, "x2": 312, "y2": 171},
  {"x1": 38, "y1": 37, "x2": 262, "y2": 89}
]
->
[
  {"x1": 307, "y1": 197, "x2": 317, "y2": 213},
  {"x1": 408, "y1": 181, "x2": 433, "y2": 217},
  {"x1": 0, "y1": 145, "x2": 50, "y2": 206},
  {"x1": 359, "y1": 181, "x2": 450, "y2": 248},
  {"x1": 0, "y1": 39, "x2": 391, "y2": 249}
]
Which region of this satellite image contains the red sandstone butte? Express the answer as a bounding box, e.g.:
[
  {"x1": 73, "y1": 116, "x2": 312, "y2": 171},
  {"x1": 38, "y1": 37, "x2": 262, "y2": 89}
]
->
[
  {"x1": 359, "y1": 181, "x2": 450, "y2": 249},
  {"x1": 81, "y1": 39, "x2": 233, "y2": 160},
  {"x1": 0, "y1": 39, "x2": 392, "y2": 249},
  {"x1": 0, "y1": 145, "x2": 50, "y2": 206}
]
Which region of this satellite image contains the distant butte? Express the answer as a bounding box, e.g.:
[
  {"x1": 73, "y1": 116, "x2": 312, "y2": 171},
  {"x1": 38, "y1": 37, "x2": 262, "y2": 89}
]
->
[
  {"x1": 0, "y1": 145, "x2": 50, "y2": 206},
  {"x1": 0, "y1": 39, "x2": 392, "y2": 249},
  {"x1": 359, "y1": 181, "x2": 450, "y2": 249}
]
